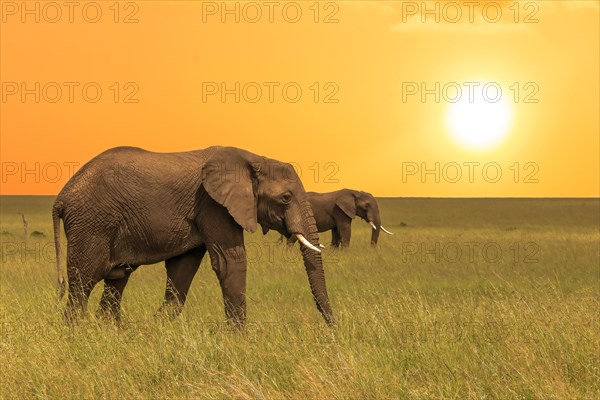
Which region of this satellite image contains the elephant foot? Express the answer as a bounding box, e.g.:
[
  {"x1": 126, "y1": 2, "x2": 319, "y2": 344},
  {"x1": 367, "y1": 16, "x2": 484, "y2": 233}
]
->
[
  {"x1": 63, "y1": 307, "x2": 85, "y2": 325},
  {"x1": 225, "y1": 314, "x2": 246, "y2": 330},
  {"x1": 156, "y1": 302, "x2": 184, "y2": 320},
  {"x1": 95, "y1": 306, "x2": 123, "y2": 325}
]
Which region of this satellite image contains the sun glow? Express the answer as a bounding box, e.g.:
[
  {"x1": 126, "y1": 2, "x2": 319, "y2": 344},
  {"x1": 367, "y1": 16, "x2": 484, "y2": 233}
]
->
[{"x1": 447, "y1": 84, "x2": 513, "y2": 151}]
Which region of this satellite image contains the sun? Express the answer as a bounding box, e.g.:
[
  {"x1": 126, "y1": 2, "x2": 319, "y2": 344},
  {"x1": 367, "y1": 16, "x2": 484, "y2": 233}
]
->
[{"x1": 446, "y1": 84, "x2": 513, "y2": 151}]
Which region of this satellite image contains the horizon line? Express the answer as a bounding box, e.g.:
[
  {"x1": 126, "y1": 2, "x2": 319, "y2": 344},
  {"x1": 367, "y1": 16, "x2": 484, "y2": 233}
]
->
[{"x1": 1, "y1": 195, "x2": 598, "y2": 200}]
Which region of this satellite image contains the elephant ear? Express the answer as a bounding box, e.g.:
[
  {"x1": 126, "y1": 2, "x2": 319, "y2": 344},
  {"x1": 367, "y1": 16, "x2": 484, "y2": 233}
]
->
[
  {"x1": 202, "y1": 147, "x2": 259, "y2": 233},
  {"x1": 335, "y1": 193, "x2": 356, "y2": 219},
  {"x1": 260, "y1": 224, "x2": 270, "y2": 235}
]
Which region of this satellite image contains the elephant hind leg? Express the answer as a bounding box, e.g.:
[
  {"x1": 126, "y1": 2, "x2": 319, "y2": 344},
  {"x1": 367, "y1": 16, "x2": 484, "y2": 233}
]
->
[
  {"x1": 64, "y1": 271, "x2": 102, "y2": 323},
  {"x1": 64, "y1": 241, "x2": 110, "y2": 323},
  {"x1": 97, "y1": 266, "x2": 136, "y2": 323}
]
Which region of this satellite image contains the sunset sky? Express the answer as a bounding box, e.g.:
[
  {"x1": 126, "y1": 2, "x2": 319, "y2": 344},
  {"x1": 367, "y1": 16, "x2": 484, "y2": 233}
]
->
[{"x1": 1, "y1": 0, "x2": 598, "y2": 197}]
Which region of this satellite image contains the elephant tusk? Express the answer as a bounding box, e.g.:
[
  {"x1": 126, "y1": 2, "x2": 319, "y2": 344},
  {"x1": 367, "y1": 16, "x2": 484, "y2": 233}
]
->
[
  {"x1": 381, "y1": 226, "x2": 394, "y2": 235},
  {"x1": 319, "y1": 244, "x2": 326, "y2": 249},
  {"x1": 369, "y1": 221, "x2": 377, "y2": 230},
  {"x1": 296, "y1": 234, "x2": 321, "y2": 253}
]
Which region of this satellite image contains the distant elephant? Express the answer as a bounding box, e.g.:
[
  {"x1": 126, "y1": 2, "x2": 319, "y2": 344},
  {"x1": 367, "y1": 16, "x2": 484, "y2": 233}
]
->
[
  {"x1": 52, "y1": 146, "x2": 334, "y2": 326},
  {"x1": 286, "y1": 189, "x2": 393, "y2": 247}
]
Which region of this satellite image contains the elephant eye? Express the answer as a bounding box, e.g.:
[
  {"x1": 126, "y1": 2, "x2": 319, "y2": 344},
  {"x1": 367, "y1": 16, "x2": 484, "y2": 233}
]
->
[{"x1": 281, "y1": 194, "x2": 292, "y2": 204}]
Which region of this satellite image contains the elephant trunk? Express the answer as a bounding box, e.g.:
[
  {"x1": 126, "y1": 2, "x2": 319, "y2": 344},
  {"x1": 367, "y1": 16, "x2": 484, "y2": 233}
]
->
[
  {"x1": 370, "y1": 211, "x2": 382, "y2": 246},
  {"x1": 297, "y1": 200, "x2": 335, "y2": 325}
]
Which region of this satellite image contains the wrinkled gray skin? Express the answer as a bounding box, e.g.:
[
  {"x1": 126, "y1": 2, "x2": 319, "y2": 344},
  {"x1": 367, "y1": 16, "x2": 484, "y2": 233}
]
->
[
  {"x1": 287, "y1": 189, "x2": 386, "y2": 247},
  {"x1": 52, "y1": 146, "x2": 334, "y2": 326}
]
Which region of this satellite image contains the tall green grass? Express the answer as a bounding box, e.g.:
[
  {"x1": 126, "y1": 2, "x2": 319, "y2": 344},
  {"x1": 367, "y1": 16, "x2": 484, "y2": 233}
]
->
[{"x1": 1, "y1": 197, "x2": 598, "y2": 399}]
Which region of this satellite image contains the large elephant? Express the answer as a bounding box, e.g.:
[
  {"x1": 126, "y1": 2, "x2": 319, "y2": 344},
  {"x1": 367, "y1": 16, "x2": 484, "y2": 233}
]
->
[
  {"x1": 287, "y1": 189, "x2": 393, "y2": 247},
  {"x1": 52, "y1": 146, "x2": 334, "y2": 326}
]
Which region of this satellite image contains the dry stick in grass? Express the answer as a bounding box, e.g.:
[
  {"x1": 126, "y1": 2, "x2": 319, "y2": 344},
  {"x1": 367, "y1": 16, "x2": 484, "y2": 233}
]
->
[{"x1": 21, "y1": 213, "x2": 28, "y2": 241}]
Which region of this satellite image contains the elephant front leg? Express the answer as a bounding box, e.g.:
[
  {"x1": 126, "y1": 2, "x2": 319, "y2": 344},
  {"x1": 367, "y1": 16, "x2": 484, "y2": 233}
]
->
[
  {"x1": 331, "y1": 228, "x2": 341, "y2": 247},
  {"x1": 337, "y1": 221, "x2": 352, "y2": 248},
  {"x1": 159, "y1": 246, "x2": 207, "y2": 317},
  {"x1": 207, "y1": 243, "x2": 247, "y2": 328}
]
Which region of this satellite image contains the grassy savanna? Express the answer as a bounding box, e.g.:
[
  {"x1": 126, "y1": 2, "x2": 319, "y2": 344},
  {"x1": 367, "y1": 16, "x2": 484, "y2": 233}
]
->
[{"x1": 1, "y1": 197, "x2": 598, "y2": 399}]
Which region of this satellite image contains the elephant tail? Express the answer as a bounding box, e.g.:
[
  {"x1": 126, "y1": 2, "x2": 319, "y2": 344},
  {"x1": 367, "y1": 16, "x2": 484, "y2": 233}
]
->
[{"x1": 52, "y1": 201, "x2": 66, "y2": 301}]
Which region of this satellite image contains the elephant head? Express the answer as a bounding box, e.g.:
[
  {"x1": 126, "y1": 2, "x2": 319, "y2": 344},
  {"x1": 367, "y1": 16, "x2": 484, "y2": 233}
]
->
[
  {"x1": 335, "y1": 189, "x2": 393, "y2": 246},
  {"x1": 202, "y1": 147, "x2": 334, "y2": 325}
]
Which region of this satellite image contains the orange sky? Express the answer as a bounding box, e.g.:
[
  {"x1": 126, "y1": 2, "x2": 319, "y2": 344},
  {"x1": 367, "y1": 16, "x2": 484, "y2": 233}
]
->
[{"x1": 1, "y1": 0, "x2": 598, "y2": 196}]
